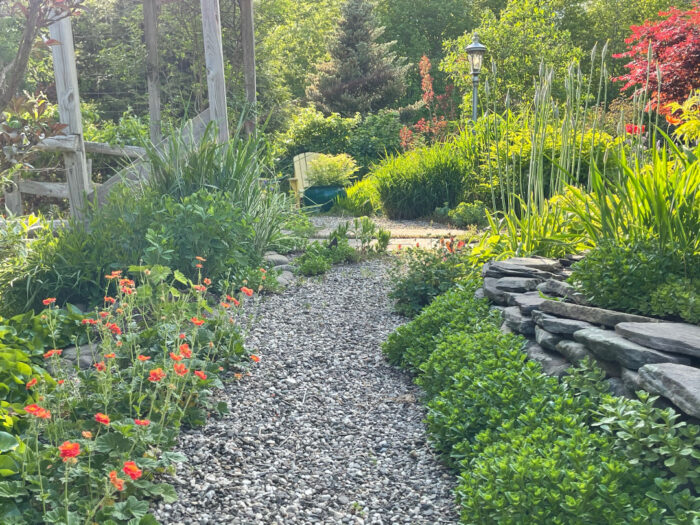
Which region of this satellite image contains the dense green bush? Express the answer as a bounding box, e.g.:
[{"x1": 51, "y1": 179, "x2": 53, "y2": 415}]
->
[
  {"x1": 447, "y1": 200, "x2": 488, "y2": 228},
  {"x1": 306, "y1": 153, "x2": 359, "y2": 187},
  {"x1": 570, "y1": 240, "x2": 700, "y2": 323},
  {"x1": 273, "y1": 107, "x2": 402, "y2": 176},
  {"x1": 372, "y1": 140, "x2": 476, "y2": 219},
  {"x1": 388, "y1": 243, "x2": 472, "y2": 317},
  {"x1": 382, "y1": 280, "x2": 498, "y2": 370}
]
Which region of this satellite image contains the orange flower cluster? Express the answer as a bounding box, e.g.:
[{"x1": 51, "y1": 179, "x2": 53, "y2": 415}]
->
[
  {"x1": 250, "y1": 355, "x2": 260, "y2": 363},
  {"x1": 109, "y1": 470, "x2": 125, "y2": 491},
  {"x1": 26, "y1": 378, "x2": 37, "y2": 390},
  {"x1": 134, "y1": 419, "x2": 150, "y2": 426},
  {"x1": 173, "y1": 363, "x2": 188, "y2": 376},
  {"x1": 241, "y1": 287, "x2": 254, "y2": 297},
  {"x1": 94, "y1": 413, "x2": 110, "y2": 425},
  {"x1": 25, "y1": 404, "x2": 51, "y2": 419},
  {"x1": 42, "y1": 297, "x2": 56, "y2": 306},
  {"x1": 148, "y1": 368, "x2": 165, "y2": 382},
  {"x1": 194, "y1": 370, "x2": 207, "y2": 380},
  {"x1": 58, "y1": 441, "x2": 80, "y2": 461},
  {"x1": 190, "y1": 317, "x2": 205, "y2": 326},
  {"x1": 43, "y1": 349, "x2": 62, "y2": 359},
  {"x1": 94, "y1": 361, "x2": 106, "y2": 372},
  {"x1": 179, "y1": 343, "x2": 192, "y2": 358}
]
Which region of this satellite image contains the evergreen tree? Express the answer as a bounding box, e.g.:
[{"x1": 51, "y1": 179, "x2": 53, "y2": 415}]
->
[{"x1": 307, "y1": 0, "x2": 407, "y2": 116}]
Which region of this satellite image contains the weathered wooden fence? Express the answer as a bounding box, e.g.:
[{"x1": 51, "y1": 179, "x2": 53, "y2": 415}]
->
[{"x1": 4, "y1": 0, "x2": 240, "y2": 220}]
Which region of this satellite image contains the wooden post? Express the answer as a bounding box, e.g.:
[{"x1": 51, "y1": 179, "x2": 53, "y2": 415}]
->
[
  {"x1": 239, "y1": 0, "x2": 257, "y2": 137},
  {"x1": 200, "y1": 0, "x2": 229, "y2": 143},
  {"x1": 49, "y1": 14, "x2": 91, "y2": 220},
  {"x1": 143, "y1": 0, "x2": 162, "y2": 144}
]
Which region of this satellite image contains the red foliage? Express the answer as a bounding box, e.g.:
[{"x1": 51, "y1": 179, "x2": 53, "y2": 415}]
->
[{"x1": 613, "y1": 2, "x2": 700, "y2": 114}]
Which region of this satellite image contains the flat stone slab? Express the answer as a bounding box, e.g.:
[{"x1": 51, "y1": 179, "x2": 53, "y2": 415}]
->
[
  {"x1": 509, "y1": 292, "x2": 547, "y2": 315},
  {"x1": 524, "y1": 341, "x2": 570, "y2": 377},
  {"x1": 484, "y1": 261, "x2": 558, "y2": 280},
  {"x1": 504, "y1": 306, "x2": 535, "y2": 336},
  {"x1": 264, "y1": 252, "x2": 290, "y2": 266},
  {"x1": 541, "y1": 300, "x2": 658, "y2": 328},
  {"x1": 532, "y1": 311, "x2": 594, "y2": 335},
  {"x1": 621, "y1": 368, "x2": 643, "y2": 393},
  {"x1": 535, "y1": 326, "x2": 565, "y2": 353},
  {"x1": 638, "y1": 363, "x2": 700, "y2": 419},
  {"x1": 536, "y1": 279, "x2": 589, "y2": 305},
  {"x1": 494, "y1": 276, "x2": 540, "y2": 293},
  {"x1": 505, "y1": 257, "x2": 562, "y2": 272},
  {"x1": 615, "y1": 322, "x2": 700, "y2": 358},
  {"x1": 574, "y1": 328, "x2": 690, "y2": 370},
  {"x1": 556, "y1": 340, "x2": 620, "y2": 378},
  {"x1": 483, "y1": 277, "x2": 510, "y2": 306}
]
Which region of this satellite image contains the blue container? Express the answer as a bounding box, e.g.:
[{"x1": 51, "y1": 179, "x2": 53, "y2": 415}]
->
[{"x1": 302, "y1": 185, "x2": 347, "y2": 212}]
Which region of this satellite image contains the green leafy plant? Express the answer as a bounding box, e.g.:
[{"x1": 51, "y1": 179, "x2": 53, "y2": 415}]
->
[
  {"x1": 447, "y1": 200, "x2": 488, "y2": 228},
  {"x1": 649, "y1": 277, "x2": 700, "y2": 324},
  {"x1": 388, "y1": 241, "x2": 472, "y2": 317},
  {"x1": 306, "y1": 153, "x2": 359, "y2": 187},
  {"x1": 335, "y1": 178, "x2": 381, "y2": 216}
]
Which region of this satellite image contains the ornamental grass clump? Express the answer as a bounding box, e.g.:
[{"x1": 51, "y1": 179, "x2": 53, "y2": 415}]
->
[{"x1": 1, "y1": 262, "x2": 263, "y2": 523}]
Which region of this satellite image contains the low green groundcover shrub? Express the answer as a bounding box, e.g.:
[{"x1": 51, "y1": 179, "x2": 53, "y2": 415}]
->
[
  {"x1": 385, "y1": 277, "x2": 700, "y2": 524},
  {"x1": 0, "y1": 265, "x2": 258, "y2": 523},
  {"x1": 382, "y1": 279, "x2": 498, "y2": 370},
  {"x1": 335, "y1": 178, "x2": 382, "y2": 216},
  {"x1": 388, "y1": 242, "x2": 473, "y2": 318}
]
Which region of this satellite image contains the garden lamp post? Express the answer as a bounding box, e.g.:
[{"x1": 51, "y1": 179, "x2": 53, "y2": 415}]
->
[{"x1": 465, "y1": 34, "x2": 487, "y2": 124}]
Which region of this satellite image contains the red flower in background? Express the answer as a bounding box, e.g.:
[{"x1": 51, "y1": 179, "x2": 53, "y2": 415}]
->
[
  {"x1": 173, "y1": 363, "x2": 188, "y2": 376},
  {"x1": 241, "y1": 287, "x2": 254, "y2": 297},
  {"x1": 94, "y1": 361, "x2": 106, "y2": 372},
  {"x1": 250, "y1": 355, "x2": 260, "y2": 363},
  {"x1": 43, "y1": 349, "x2": 62, "y2": 358},
  {"x1": 42, "y1": 298, "x2": 56, "y2": 306},
  {"x1": 625, "y1": 124, "x2": 646, "y2": 134},
  {"x1": 26, "y1": 378, "x2": 37, "y2": 390},
  {"x1": 194, "y1": 370, "x2": 207, "y2": 380},
  {"x1": 137, "y1": 354, "x2": 150, "y2": 361},
  {"x1": 134, "y1": 419, "x2": 150, "y2": 426},
  {"x1": 179, "y1": 344, "x2": 192, "y2": 358},
  {"x1": 190, "y1": 317, "x2": 205, "y2": 326},
  {"x1": 94, "y1": 413, "x2": 110, "y2": 425}
]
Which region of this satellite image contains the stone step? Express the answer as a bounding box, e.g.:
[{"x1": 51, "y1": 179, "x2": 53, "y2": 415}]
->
[
  {"x1": 504, "y1": 306, "x2": 535, "y2": 336},
  {"x1": 532, "y1": 311, "x2": 594, "y2": 335},
  {"x1": 555, "y1": 340, "x2": 621, "y2": 378},
  {"x1": 510, "y1": 292, "x2": 547, "y2": 315},
  {"x1": 573, "y1": 328, "x2": 690, "y2": 370},
  {"x1": 524, "y1": 341, "x2": 570, "y2": 378}
]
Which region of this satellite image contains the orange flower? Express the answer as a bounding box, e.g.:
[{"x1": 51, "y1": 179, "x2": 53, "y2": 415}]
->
[
  {"x1": 134, "y1": 419, "x2": 150, "y2": 426},
  {"x1": 42, "y1": 298, "x2": 56, "y2": 306},
  {"x1": 43, "y1": 349, "x2": 62, "y2": 359},
  {"x1": 194, "y1": 370, "x2": 207, "y2": 380},
  {"x1": 99, "y1": 312, "x2": 109, "y2": 319},
  {"x1": 250, "y1": 355, "x2": 260, "y2": 363},
  {"x1": 148, "y1": 368, "x2": 165, "y2": 382},
  {"x1": 195, "y1": 264, "x2": 203, "y2": 269},
  {"x1": 109, "y1": 470, "x2": 125, "y2": 491},
  {"x1": 119, "y1": 278, "x2": 135, "y2": 287},
  {"x1": 94, "y1": 413, "x2": 110, "y2": 425},
  {"x1": 104, "y1": 296, "x2": 116, "y2": 304},
  {"x1": 105, "y1": 270, "x2": 122, "y2": 280},
  {"x1": 397, "y1": 244, "x2": 402, "y2": 250},
  {"x1": 57, "y1": 379, "x2": 65, "y2": 385},
  {"x1": 58, "y1": 441, "x2": 80, "y2": 461},
  {"x1": 260, "y1": 268, "x2": 267, "y2": 274},
  {"x1": 457, "y1": 240, "x2": 465, "y2": 249},
  {"x1": 82, "y1": 430, "x2": 93, "y2": 439},
  {"x1": 169, "y1": 352, "x2": 183, "y2": 362},
  {"x1": 122, "y1": 461, "x2": 142, "y2": 481},
  {"x1": 179, "y1": 344, "x2": 192, "y2": 358},
  {"x1": 234, "y1": 373, "x2": 243, "y2": 380},
  {"x1": 137, "y1": 355, "x2": 151, "y2": 361},
  {"x1": 193, "y1": 285, "x2": 207, "y2": 292},
  {"x1": 82, "y1": 318, "x2": 98, "y2": 325},
  {"x1": 35, "y1": 408, "x2": 51, "y2": 419},
  {"x1": 241, "y1": 287, "x2": 253, "y2": 297},
  {"x1": 94, "y1": 361, "x2": 106, "y2": 372},
  {"x1": 665, "y1": 114, "x2": 682, "y2": 125},
  {"x1": 203, "y1": 278, "x2": 212, "y2": 286},
  {"x1": 179, "y1": 333, "x2": 186, "y2": 340},
  {"x1": 195, "y1": 256, "x2": 206, "y2": 262},
  {"x1": 116, "y1": 341, "x2": 123, "y2": 347},
  {"x1": 24, "y1": 404, "x2": 41, "y2": 414},
  {"x1": 26, "y1": 378, "x2": 37, "y2": 390},
  {"x1": 173, "y1": 363, "x2": 188, "y2": 376},
  {"x1": 190, "y1": 317, "x2": 205, "y2": 326},
  {"x1": 221, "y1": 302, "x2": 231, "y2": 309},
  {"x1": 106, "y1": 323, "x2": 122, "y2": 335},
  {"x1": 104, "y1": 353, "x2": 116, "y2": 359}
]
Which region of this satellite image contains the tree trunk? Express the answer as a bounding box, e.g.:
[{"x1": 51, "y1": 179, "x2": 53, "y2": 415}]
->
[{"x1": 239, "y1": 0, "x2": 256, "y2": 137}]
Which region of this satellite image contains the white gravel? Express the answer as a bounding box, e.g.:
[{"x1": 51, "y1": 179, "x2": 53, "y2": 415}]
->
[{"x1": 153, "y1": 259, "x2": 458, "y2": 524}]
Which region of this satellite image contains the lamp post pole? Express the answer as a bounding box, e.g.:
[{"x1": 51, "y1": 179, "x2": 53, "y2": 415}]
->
[{"x1": 465, "y1": 34, "x2": 487, "y2": 128}]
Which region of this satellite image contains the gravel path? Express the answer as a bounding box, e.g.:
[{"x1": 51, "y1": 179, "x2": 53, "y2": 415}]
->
[
  {"x1": 153, "y1": 259, "x2": 458, "y2": 525},
  {"x1": 310, "y1": 215, "x2": 471, "y2": 240}
]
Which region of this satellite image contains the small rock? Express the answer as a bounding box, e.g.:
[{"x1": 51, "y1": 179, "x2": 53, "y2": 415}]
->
[
  {"x1": 524, "y1": 341, "x2": 570, "y2": 377},
  {"x1": 504, "y1": 306, "x2": 535, "y2": 335},
  {"x1": 61, "y1": 343, "x2": 100, "y2": 370},
  {"x1": 605, "y1": 377, "x2": 631, "y2": 398},
  {"x1": 534, "y1": 326, "x2": 564, "y2": 353},
  {"x1": 532, "y1": 311, "x2": 594, "y2": 335},
  {"x1": 536, "y1": 279, "x2": 588, "y2": 305},
  {"x1": 638, "y1": 363, "x2": 700, "y2": 418},
  {"x1": 621, "y1": 368, "x2": 643, "y2": 393},
  {"x1": 264, "y1": 252, "x2": 290, "y2": 266},
  {"x1": 494, "y1": 276, "x2": 541, "y2": 293},
  {"x1": 555, "y1": 340, "x2": 620, "y2": 377},
  {"x1": 483, "y1": 278, "x2": 510, "y2": 306},
  {"x1": 509, "y1": 292, "x2": 547, "y2": 315}
]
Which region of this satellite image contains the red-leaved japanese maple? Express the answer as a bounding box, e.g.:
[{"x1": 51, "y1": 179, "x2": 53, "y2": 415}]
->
[{"x1": 613, "y1": 2, "x2": 700, "y2": 114}]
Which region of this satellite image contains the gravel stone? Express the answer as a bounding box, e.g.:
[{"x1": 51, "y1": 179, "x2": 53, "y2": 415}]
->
[{"x1": 153, "y1": 259, "x2": 458, "y2": 524}]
